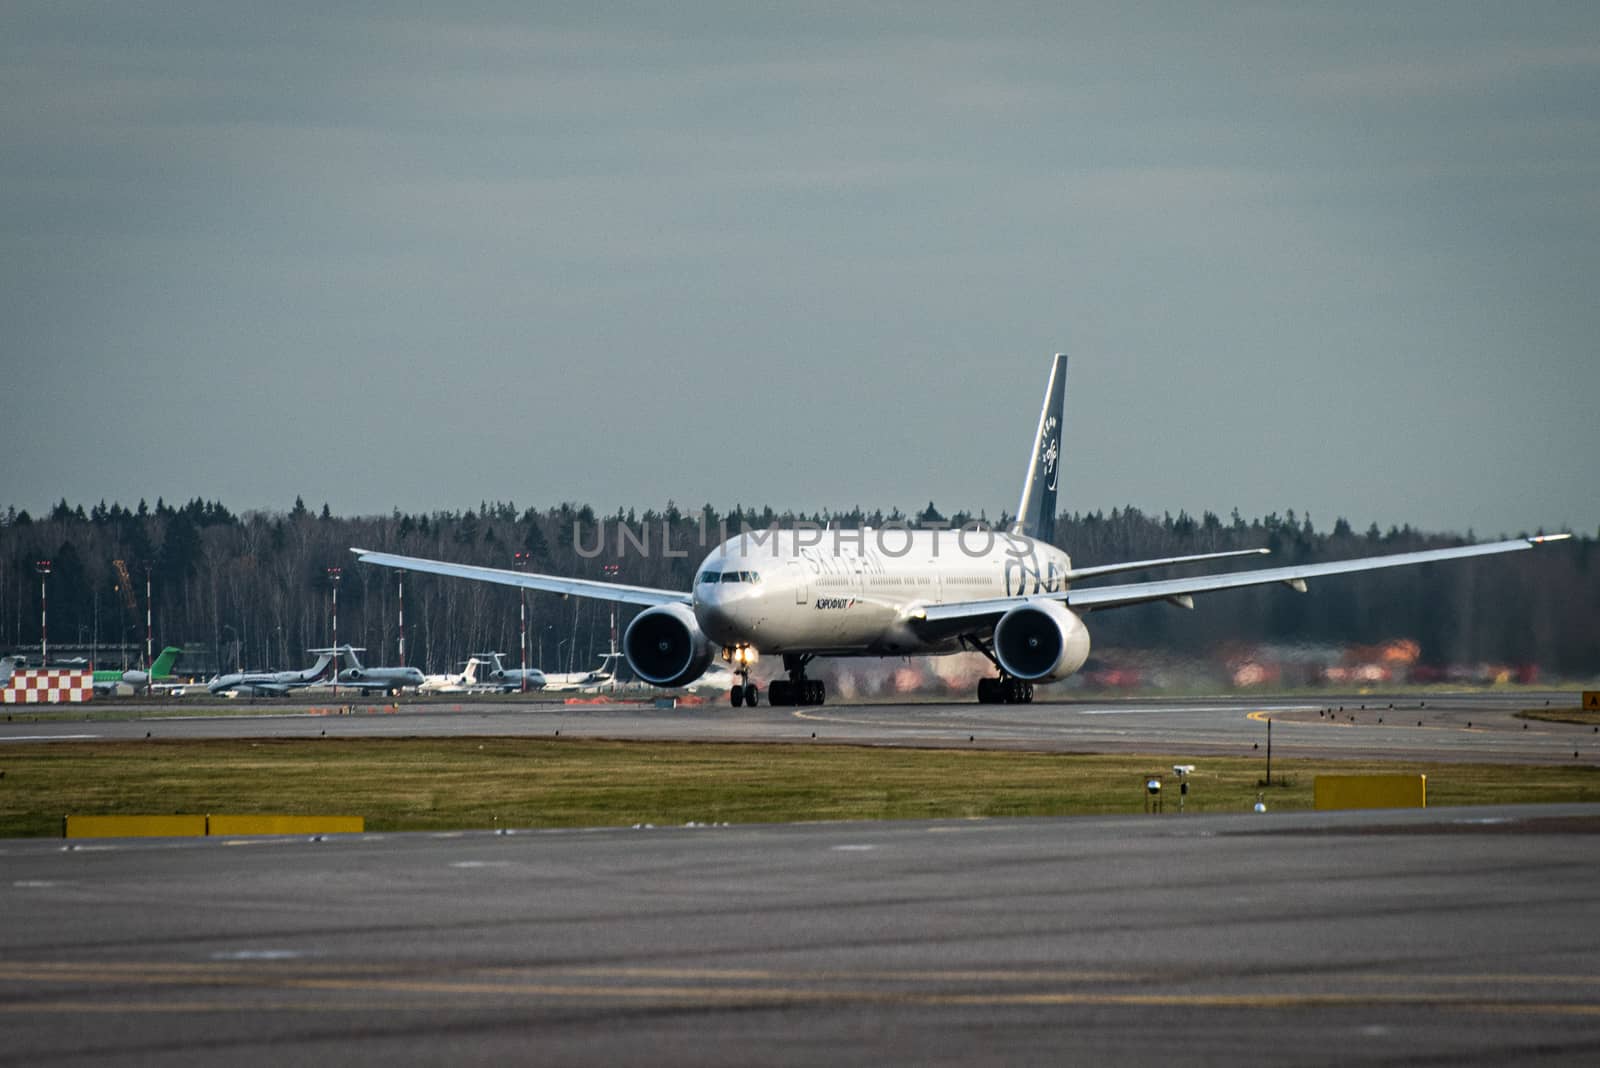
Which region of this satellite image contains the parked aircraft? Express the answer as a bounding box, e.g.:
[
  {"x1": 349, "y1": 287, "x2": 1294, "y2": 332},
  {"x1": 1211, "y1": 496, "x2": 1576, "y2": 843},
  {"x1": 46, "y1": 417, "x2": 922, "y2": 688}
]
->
[
  {"x1": 207, "y1": 652, "x2": 335, "y2": 697},
  {"x1": 542, "y1": 652, "x2": 624, "y2": 693},
  {"x1": 354, "y1": 354, "x2": 1571, "y2": 707},
  {"x1": 92, "y1": 646, "x2": 184, "y2": 696},
  {"x1": 417, "y1": 657, "x2": 488, "y2": 694},
  {"x1": 473, "y1": 653, "x2": 548, "y2": 692},
  {"x1": 315, "y1": 645, "x2": 425, "y2": 695},
  {"x1": 0, "y1": 656, "x2": 23, "y2": 686}
]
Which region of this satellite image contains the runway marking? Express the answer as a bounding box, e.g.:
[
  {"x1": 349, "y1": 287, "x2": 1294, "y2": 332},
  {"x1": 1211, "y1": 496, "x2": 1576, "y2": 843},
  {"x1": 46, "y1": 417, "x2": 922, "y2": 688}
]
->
[
  {"x1": 3, "y1": 962, "x2": 1598, "y2": 1018},
  {"x1": 547, "y1": 966, "x2": 1155, "y2": 982}
]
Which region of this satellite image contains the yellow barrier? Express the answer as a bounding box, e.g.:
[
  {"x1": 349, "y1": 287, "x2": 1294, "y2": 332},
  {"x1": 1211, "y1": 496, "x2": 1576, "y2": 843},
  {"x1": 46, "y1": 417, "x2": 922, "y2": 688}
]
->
[
  {"x1": 1314, "y1": 774, "x2": 1427, "y2": 811},
  {"x1": 63, "y1": 814, "x2": 363, "y2": 837},
  {"x1": 205, "y1": 815, "x2": 365, "y2": 836},
  {"x1": 64, "y1": 815, "x2": 207, "y2": 838}
]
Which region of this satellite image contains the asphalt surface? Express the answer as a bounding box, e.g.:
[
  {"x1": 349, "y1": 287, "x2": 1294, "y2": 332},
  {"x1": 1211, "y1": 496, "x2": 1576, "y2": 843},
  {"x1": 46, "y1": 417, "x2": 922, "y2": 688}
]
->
[
  {"x1": 2, "y1": 804, "x2": 1598, "y2": 1065},
  {"x1": 6, "y1": 691, "x2": 1596, "y2": 1063},
  {"x1": 3, "y1": 689, "x2": 1594, "y2": 764}
]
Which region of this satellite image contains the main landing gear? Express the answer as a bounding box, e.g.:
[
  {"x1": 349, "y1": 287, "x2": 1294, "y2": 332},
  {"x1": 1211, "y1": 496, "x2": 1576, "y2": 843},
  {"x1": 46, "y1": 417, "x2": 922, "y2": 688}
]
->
[
  {"x1": 766, "y1": 653, "x2": 826, "y2": 707},
  {"x1": 963, "y1": 635, "x2": 1035, "y2": 705},
  {"x1": 976, "y1": 676, "x2": 1033, "y2": 704}
]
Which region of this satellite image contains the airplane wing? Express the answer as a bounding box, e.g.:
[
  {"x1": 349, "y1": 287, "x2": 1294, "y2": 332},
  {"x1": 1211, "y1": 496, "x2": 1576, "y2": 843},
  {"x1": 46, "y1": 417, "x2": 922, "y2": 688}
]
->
[
  {"x1": 350, "y1": 548, "x2": 693, "y2": 607},
  {"x1": 1064, "y1": 547, "x2": 1269, "y2": 582},
  {"x1": 915, "y1": 534, "x2": 1571, "y2": 632}
]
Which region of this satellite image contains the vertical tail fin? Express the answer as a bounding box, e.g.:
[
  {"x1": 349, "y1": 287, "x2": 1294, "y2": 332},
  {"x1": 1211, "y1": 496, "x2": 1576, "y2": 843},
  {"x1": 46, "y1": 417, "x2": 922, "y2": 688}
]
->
[
  {"x1": 149, "y1": 646, "x2": 182, "y2": 678},
  {"x1": 1011, "y1": 353, "x2": 1069, "y2": 544}
]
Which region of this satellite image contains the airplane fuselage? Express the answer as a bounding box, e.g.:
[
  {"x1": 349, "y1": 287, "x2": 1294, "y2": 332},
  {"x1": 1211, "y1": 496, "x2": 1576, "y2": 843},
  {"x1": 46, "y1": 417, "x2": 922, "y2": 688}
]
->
[
  {"x1": 692, "y1": 529, "x2": 1072, "y2": 656},
  {"x1": 338, "y1": 667, "x2": 425, "y2": 692}
]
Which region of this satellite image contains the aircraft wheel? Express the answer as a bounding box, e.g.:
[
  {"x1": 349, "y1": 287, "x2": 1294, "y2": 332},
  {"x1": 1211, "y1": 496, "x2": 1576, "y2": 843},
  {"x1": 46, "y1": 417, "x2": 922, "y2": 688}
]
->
[
  {"x1": 744, "y1": 683, "x2": 759, "y2": 707},
  {"x1": 730, "y1": 685, "x2": 745, "y2": 708},
  {"x1": 977, "y1": 677, "x2": 997, "y2": 704},
  {"x1": 769, "y1": 680, "x2": 791, "y2": 706},
  {"x1": 814, "y1": 681, "x2": 826, "y2": 705}
]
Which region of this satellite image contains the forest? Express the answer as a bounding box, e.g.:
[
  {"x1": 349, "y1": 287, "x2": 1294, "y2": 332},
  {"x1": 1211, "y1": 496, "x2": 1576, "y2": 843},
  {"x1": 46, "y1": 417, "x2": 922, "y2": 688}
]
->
[{"x1": 1, "y1": 496, "x2": 1592, "y2": 683}]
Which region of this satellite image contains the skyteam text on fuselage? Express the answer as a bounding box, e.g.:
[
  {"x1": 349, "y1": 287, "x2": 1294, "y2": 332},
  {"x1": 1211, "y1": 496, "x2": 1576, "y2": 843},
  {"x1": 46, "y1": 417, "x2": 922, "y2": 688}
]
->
[{"x1": 353, "y1": 354, "x2": 1570, "y2": 707}]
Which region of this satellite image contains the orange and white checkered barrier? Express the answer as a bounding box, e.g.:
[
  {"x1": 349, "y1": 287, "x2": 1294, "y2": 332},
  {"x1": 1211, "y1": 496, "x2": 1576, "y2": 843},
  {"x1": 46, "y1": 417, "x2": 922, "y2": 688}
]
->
[{"x1": 3, "y1": 669, "x2": 93, "y2": 704}]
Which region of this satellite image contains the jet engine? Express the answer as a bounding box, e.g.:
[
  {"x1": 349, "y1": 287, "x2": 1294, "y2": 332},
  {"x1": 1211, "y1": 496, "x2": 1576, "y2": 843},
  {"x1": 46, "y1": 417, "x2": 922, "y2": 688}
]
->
[
  {"x1": 622, "y1": 603, "x2": 714, "y2": 688},
  {"x1": 993, "y1": 599, "x2": 1091, "y2": 682}
]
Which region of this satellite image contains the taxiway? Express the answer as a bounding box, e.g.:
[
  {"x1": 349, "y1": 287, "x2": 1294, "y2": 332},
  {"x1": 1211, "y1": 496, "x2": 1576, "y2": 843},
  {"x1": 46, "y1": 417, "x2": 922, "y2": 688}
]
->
[
  {"x1": 3, "y1": 690, "x2": 1593, "y2": 764},
  {"x1": 2, "y1": 804, "x2": 1598, "y2": 1064}
]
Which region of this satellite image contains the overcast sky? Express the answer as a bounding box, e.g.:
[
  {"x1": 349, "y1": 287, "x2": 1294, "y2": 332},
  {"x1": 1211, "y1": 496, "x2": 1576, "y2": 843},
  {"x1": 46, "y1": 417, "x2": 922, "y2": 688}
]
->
[{"x1": 5, "y1": 2, "x2": 1597, "y2": 539}]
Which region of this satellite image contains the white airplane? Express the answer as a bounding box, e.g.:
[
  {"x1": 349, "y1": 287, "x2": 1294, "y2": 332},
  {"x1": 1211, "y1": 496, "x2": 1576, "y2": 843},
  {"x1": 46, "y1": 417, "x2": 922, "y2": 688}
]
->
[
  {"x1": 541, "y1": 651, "x2": 624, "y2": 693},
  {"x1": 473, "y1": 653, "x2": 548, "y2": 692},
  {"x1": 353, "y1": 354, "x2": 1570, "y2": 708},
  {"x1": 207, "y1": 652, "x2": 335, "y2": 697},
  {"x1": 315, "y1": 645, "x2": 425, "y2": 695},
  {"x1": 418, "y1": 657, "x2": 488, "y2": 694},
  {"x1": 1, "y1": 655, "x2": 24, "y2": 686}
]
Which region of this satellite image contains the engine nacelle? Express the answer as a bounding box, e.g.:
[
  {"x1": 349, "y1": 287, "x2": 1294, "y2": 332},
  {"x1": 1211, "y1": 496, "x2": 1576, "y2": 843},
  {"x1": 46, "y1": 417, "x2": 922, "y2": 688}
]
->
[
  {"x1": 993, "y1": 599, "x2": 1091, "y2": 682},
  {"x1": 623, "y1": 603, "x2": 715, "y2": 688},
  {"x1": 345, "y1": 668, "x2": 364, "y2": 681}
]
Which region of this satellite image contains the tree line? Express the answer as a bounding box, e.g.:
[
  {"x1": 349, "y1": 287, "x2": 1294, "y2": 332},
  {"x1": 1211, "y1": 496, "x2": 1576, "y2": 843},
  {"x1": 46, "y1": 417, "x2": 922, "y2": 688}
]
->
[{"x1": 1, "y1": 497, "x2": 1592, "y2": 679}]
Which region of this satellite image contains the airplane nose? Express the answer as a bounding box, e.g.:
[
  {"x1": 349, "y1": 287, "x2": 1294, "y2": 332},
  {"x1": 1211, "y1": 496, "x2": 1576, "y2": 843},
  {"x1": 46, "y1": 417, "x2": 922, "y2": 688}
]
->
[{"x1": 696, "y1": 585, "x2": 746, "y2": 644}]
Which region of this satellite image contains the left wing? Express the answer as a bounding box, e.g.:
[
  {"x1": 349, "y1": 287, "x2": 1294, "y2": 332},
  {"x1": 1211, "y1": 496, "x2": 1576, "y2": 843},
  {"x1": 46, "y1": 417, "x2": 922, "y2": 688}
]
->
[
  {"x1": 350, "y1": 548, "x2": 693, "y2": 607},
  {"x1": 916, "y1": 534, "x2": 1571, "y2": 631}
]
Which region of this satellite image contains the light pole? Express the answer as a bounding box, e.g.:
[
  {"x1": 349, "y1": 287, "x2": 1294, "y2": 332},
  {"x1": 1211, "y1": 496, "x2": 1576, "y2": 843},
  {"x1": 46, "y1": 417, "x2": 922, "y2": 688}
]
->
[
  {"x1": 514, "y1": 551, "x2": 530, "y2": 692},
  {"x1": 326, "y1": 566, "x2": 342, "y2": 696},
  {"x1": 396, "y1": 569, "x2": 406, "y2": 666},
  {"x1": 602, "y1": 563, "x2": 620, "y2": 691},
  {"x1": 144, "y1": 563, "x2": 153, "y2": 673},
  {"x1": 35, "y1": 560, "x2": 51, "y2": 667}
]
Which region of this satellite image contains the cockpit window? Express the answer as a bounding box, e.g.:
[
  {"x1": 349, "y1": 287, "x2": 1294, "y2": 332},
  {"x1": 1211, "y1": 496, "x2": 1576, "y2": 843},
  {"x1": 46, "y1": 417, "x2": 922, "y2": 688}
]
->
[{"x1": 703, "y1": 570, "x2": 761, "y2": 584}]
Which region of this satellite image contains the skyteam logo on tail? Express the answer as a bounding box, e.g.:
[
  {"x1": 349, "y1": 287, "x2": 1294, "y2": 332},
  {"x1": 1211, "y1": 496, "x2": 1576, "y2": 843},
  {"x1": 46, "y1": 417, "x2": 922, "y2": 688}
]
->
[{"x1": 1040, "y1": 416, "x2": 1059, "y2": 491}]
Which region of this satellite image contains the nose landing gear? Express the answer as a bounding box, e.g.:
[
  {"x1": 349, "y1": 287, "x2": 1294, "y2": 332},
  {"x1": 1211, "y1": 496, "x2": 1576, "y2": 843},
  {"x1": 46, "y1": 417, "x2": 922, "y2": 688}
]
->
[{"x1": 726, "y1": 645, "x2": 759, "y2": 707}]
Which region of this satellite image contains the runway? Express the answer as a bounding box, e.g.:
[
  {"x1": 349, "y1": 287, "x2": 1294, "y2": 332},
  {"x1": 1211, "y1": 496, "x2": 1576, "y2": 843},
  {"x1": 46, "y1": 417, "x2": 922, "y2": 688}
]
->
[
  {"x1": 2, "y1": 804, "x2": 1598, "y2": 1064},
  {"x1": 3, "y1": 689, "x2": 1593, "y2": 764}
]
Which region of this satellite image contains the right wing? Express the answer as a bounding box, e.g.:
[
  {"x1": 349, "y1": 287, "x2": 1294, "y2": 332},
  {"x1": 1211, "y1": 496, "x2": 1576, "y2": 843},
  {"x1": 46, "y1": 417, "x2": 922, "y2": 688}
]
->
[
  {"x1": 915, "y1": 534, "x2": 1570, "y2": 633},
  {"x1": 350, "y1": 548, "x2": 692, "y2": 607}
]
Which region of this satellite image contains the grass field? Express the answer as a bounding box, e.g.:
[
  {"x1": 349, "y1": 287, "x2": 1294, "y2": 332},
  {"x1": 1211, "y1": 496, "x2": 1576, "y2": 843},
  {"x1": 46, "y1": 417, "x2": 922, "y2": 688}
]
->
[{"x1": 3, "y1": 737, "x2": 1599, "y2": 838}]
